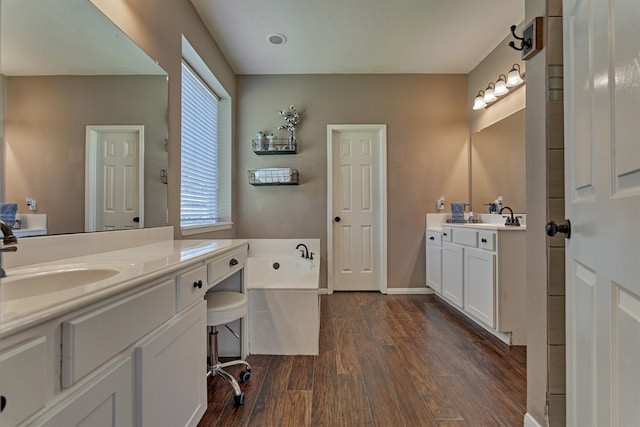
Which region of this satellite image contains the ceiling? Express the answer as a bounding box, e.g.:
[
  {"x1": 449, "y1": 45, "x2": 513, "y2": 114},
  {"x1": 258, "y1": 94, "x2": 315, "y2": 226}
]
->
[
  {"x1": 0, "y1": 0, "x2": 165, "y2": 76},
  {"x1": 191, "y1": 0, "x2": 525, "y2": 75}
]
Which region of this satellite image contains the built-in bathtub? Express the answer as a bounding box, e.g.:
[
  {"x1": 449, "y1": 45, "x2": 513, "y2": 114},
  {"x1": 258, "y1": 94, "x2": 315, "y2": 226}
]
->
[{"x1": 247, "y1": 239, "x2": 320, "y2": 355}]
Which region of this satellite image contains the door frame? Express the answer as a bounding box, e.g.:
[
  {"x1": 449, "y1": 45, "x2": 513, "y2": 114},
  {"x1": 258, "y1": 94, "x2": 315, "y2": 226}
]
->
[
  {"x1": 326, "y1": 124, "x2": 387, "y2": 294},
  {"x1": 85, "y1": 125, "x2": 145, "y2": 232}
]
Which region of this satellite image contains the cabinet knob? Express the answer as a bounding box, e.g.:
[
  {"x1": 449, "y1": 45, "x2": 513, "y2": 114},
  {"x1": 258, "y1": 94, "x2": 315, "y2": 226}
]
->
[
  {"x1": 443, "y1": 232, "x2": 448, "y2": 237},
  {"x1": 481, "y1": 238, "x2": 487, "y2": 243},
  {"x1": 193, "y1": 280, "x2": 203, "y2": 289},
  {"x1": 1, "y1": 395, "x2": 6, "y2": 413},
  {"x1": 334, "y1": 216, "x2": 341, "y2": 223},
  {"x1": 229, "y1": 258, "x2": 239, "y2": 266},
  {"x1": 429, "y1": 236, "x2": 435, "y2": 240}
]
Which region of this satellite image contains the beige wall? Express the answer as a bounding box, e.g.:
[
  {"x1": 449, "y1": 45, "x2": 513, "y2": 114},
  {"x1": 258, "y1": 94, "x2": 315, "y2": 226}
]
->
[
  {"x1": 236, "y1": 74, "x2": 469, "y2": 289},
  {"x1": 0, "y1": 74, "x2": 5, "y2": 201},
  {"x1": 4, "y1": 75, "x2": 167, "y2": 235},
  {"x1": 93, "y1": 0, "x2": 237, "y2": 240}
]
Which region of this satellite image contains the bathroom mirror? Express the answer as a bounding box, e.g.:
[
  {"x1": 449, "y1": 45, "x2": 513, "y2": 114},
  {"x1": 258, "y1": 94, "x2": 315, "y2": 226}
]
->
[
  {"x1": 0, "y1": 0, "x2": 168, "y2": 236},
  {"x1": 470, "y1": 109, "x2": 526, "y2": 214}
]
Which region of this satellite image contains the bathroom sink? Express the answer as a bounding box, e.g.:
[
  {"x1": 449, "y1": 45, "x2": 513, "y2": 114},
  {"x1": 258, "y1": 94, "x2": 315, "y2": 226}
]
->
[{"x1": 1, "y1": 267, "x2": 120, "y2": 301}]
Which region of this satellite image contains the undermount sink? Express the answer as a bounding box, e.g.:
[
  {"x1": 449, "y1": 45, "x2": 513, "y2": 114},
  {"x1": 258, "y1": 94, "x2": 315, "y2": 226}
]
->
[{"x1": 1, "y1": 267, "x2": 120, "y2": 301}]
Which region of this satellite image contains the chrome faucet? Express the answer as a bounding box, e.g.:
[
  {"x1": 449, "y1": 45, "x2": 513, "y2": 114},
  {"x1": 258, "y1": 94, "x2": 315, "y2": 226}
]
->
[
  {"x1": 296, "y1": 243, "x2": 309, "y2": 259},
  {"x1": 499, "y1": 206, "x2": 520, "y2": 226},
  {"x1": 1, "y1": 220, "x2": 19, "y2": 278}
]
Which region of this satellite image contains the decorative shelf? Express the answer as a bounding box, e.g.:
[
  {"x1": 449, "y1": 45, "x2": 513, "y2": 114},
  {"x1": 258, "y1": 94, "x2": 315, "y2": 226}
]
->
[
  {"x1": 252, "y1": 138, "x2": 297, "y2": 155},
  {"x1": 248, "y1": 168, "x2": 299, "y2": 186}
]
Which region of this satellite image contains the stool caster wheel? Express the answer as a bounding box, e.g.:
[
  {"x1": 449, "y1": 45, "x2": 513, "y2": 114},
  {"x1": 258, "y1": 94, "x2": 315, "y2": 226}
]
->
[
  {"x1": 239, "y1": 369, "x2": 251, "y2": 383},
  {"x1": 233, "y1": 392, "x2": 245, "y2": 406}
]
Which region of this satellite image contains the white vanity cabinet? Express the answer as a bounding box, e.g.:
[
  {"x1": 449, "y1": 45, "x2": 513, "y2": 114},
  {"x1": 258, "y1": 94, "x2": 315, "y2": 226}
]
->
[
  {"x1": 425, "y1": 230, "x2": 442, "y2": 293},
  {"x1": 0, "y1": 240, "x2": 249, "y2": 427},
  {"x1": 434, "y1": 225, "x2": 525, "y2": 345}
]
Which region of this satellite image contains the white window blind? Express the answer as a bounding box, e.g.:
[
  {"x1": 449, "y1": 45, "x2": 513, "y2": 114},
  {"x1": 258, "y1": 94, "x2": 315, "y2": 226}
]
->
[{"x1": 180, "y1": 61, "x2": 229, "y2": 228}]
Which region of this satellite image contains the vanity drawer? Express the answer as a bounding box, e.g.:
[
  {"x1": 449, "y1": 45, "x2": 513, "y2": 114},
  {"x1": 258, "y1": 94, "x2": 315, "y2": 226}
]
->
[
  {"x1": 207, "y1": 247, "x2": 247, "y2": 287},
  {"x1": 61, "y1": 280, "x2": 174, "y2": 387},
  {"x1": 441, "y1": 227, "x2": 453, "y2": 243},
  {"x1": 478, "y1": 231, "x2": 496, "y2": 251},
  {"x1": 0, "y1": 337, "x2": 47, "y2": 426},
  {"x1": 176, "y1": 265, "x2": 207, "y2": 312},
  {"x1": 426, "y1": 230, "x2": 442, "y2": 247},
  {"x1": 453, "y1": 228, "x2": 478, "y2": 247}
]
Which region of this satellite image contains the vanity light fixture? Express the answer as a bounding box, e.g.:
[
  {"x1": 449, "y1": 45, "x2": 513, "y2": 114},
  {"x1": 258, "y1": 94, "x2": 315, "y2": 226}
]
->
[
  {"x1": 472, "y1": 63, "x2": 525, "y2": 110},
  {"x1": 473, "y1": 91, "x2": 487, "y2": 110}
]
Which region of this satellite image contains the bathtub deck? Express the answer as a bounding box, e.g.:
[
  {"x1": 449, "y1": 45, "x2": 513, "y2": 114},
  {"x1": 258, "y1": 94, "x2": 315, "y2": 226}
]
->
[{"x1": 198, "y1": 292, "x2": 526, "y2": 426}]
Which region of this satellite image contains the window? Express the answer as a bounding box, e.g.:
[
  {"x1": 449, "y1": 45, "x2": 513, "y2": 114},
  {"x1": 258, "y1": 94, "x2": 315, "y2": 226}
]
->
[{"x1": 180, "y1": 40, "x2": 231, "y2": 233}]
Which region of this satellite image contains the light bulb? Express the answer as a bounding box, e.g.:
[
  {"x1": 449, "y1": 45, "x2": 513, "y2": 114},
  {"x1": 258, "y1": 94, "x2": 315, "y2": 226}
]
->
[
  {"x1": 473, "y1": 91, "x2": 487, "y2": 110},
  {"x1": 484, "y1": 83, "x2": 497, "y2": 103},
  {"x1": 494, "y1": 75, "x2": 509, "y2": 96},
  {"x1": 507, "y1": 64, "x2": 524, "y2": 87}
]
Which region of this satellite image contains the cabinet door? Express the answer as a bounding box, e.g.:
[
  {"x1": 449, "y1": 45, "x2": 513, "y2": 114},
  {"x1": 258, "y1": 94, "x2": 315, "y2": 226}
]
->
[
  {"x1": 34, "y1": 358, "x2": 133, "y2": 427},
  {"x1": 135, "y1": 301, "x2": 207, "y2": 427},
  {"x1": 464, "y1": 248, "x2": 496, "y2": 327},
  {"x1": 0, "y1": 337, "x2": 47, "y2": 427},
  {"x1": 426, "y1": 244, "x2": 442, "y2": 293},
  {"x1": 442, "y1": 242, "x2": 463, "y2": 308}
]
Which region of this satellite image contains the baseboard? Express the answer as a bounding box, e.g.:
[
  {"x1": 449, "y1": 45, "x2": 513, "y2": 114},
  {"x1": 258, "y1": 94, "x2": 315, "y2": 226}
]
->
[
  {"x1": 524, "y1": 413, "x2": 543, "y2": 427},
  {"x1": 385, "y1": 287, "x2": 435, "y2": 295},
  {"x1": 319, "y1": 288, "x2": 330, "y2": 295}
]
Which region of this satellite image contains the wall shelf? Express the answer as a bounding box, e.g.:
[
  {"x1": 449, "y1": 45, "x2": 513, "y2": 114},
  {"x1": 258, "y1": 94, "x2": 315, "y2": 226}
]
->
[
  {"x1": 252, "y1": 138, "x2": 297, "y2": 155},
  {"x1": 248, "y1": 168, "x2": 299, "y2": 186}
]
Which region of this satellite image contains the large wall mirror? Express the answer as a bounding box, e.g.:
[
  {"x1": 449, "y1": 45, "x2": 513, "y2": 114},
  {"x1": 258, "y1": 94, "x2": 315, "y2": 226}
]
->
[
  {"x1": 0, "y1": 0, "x2": 168, "y2": 236},
  {"x1": 470, "y1": 109, "x2": 525, "y2": 214}
]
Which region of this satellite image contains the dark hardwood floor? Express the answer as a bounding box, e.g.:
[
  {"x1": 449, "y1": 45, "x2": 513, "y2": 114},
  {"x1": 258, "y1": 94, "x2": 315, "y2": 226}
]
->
[{"x1": 198, "y1": 292, "x2": 527, "y2": 427}]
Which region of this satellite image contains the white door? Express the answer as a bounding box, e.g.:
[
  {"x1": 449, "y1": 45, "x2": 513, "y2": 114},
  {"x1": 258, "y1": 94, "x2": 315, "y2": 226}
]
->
[
  {"x1": 85, "y1": 126, "x2": 144, "y2": 232},
  {"x1": 441, "y1": 242, "x2": 463, "y2": 308},
  {"x1": 328, "y1": 125, "x2": 387, "y2": 292},
  {"x1": 564, "y1": 1, "x2": 640, "y2": 425}
]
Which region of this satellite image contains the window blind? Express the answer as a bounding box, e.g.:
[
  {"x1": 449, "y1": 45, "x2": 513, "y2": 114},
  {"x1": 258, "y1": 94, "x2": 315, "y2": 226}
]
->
[{"x1": 180, "y1": 61, "x2": 228, "y2": 227}]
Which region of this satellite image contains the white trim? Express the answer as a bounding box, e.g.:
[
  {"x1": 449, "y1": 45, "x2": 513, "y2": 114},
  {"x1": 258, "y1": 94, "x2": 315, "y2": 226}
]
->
[
  {"x1": 523, "y1": 413, "x2": 543, "y2": 427},
  {"x1": 318, "y1": 288, "x2": 330, "y2": 295},
  {"x1": 180, "y1": 222, "x2": 232, "y2": 236},
  {"x1": 385, "y1": 287, "x2": 435, "y2": 295},
  {"x1": 326, "y1": 124, "x2": 387, "y2": 294},
  {"x1": 85, "y1": 125, "x2": 145, "y2": 232}
]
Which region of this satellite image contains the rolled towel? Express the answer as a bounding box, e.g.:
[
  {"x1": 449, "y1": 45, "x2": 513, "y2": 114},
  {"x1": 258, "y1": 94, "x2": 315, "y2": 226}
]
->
[
  {"x1": 0, "y1": 203, "x2": 18, "y2": 228},
  {"x1": 254, "y1": 168, "x2": 292, "y2": 183}
]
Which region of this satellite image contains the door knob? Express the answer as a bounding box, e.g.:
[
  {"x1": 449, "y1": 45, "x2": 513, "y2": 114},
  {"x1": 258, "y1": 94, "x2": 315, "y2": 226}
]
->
[
  {"x1": 545, "y1": 220, "x2": 571, "y2": 238},
  {"x1": 334, "y1": 217, "x2": 341, "y2": 223}
]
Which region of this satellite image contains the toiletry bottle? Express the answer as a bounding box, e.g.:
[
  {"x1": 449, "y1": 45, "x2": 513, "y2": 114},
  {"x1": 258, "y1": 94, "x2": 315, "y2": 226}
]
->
[{"x1": 468, "y1": 212, "x2": 474, "y2": 223}]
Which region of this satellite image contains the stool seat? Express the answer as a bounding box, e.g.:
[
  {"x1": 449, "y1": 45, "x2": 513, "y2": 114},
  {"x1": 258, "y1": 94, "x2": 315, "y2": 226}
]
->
[{"x1": 206, "y1": 291, "x2": 248, "y2": 327}]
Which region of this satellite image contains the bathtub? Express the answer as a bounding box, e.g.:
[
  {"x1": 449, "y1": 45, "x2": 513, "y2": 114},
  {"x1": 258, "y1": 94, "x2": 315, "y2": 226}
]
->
[{"x1": 247, "y1": 239, "x2": 320, "y2": 355}]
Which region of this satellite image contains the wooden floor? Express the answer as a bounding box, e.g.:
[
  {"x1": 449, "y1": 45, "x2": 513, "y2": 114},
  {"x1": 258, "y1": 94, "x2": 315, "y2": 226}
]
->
[{"x1": 198, "y1": 292, "x2": 527, "y2": 427}]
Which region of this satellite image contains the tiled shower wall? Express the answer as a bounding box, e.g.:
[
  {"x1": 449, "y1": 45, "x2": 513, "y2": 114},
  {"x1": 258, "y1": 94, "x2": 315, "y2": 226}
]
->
[{"x1": 546, "y1": 0, "x2": 566, "y2": 425}]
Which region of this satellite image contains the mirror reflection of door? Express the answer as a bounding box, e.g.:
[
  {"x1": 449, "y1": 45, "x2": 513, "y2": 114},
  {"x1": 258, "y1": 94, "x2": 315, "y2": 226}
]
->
[{"x1": 85, "y1": 125, "x2": 144, "y2": 232}]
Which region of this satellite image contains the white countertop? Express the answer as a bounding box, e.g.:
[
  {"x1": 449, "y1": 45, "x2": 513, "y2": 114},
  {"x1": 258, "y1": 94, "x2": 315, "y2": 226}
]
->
[
  {"x1": 428, "y1": 223, "x2": 527, "y2": 231},
  {"x1": 0, "y1": 238, "x2": 248, "y2": 337}
]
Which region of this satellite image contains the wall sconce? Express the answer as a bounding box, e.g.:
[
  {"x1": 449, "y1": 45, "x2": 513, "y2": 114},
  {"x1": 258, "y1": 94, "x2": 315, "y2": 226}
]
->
[
  {"x1": 472, "y1": 64, "x2": 525, "y2": 110},
  {"x1": 473, "y1": 91, "x2": 487, "y2": 110}
]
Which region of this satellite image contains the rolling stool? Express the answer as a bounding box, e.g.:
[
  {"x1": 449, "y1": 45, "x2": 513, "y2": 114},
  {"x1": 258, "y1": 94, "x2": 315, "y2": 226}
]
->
[{"x1": 206, "y1": 291, "x2": 252, "y2": 406}]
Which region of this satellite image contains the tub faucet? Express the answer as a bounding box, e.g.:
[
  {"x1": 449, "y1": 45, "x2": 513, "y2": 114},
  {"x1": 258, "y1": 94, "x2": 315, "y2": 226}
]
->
[
  {"x1": 296, "y1": 243, "x2": 309, "y2": 259},
  {"x1": 1, "y1": 220, "x2": 18, "y2": 278},
  {"x1": 499, "y1": 206, "x2": 519, "y2": 226}
]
